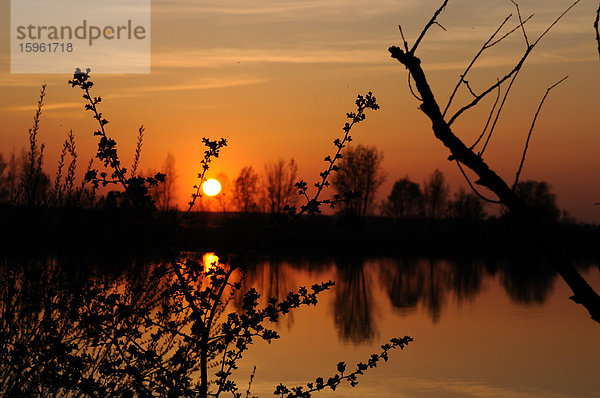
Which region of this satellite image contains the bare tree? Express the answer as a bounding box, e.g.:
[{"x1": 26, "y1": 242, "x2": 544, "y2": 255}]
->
[
  {"x1": 384, "y1": 176, "x2": 423, "y2": 219},
  {"x1": 215, "y1": 172, "x2": 232, "y2": 212},
  {"x1": 150, "y1": 152, "x2": 178, "y2": 212},
  {"x1": 449, "y1": 186, "x2": 486, "y2": 220},
  {"x1": 333, "y1": 145, "x2": 385, "y2": 217},
  {"x1": 263, "y1": 159, "x2": 298, "y2": 214},
  {"x1": 0, "y1": 154, "x2": 7, "y2": 202},
  {"x1": 511, "y1": 180, "x2": 560, "y2": 222},
  {"x1": 233, "y1": 166, "x2": 261, "y2": 212},
  {"x1": 422, "y1": 169, "x2": 449, "y2": 219},
  {"x1": 389, "y1": 0, "x2": 600, "y2": 322}
]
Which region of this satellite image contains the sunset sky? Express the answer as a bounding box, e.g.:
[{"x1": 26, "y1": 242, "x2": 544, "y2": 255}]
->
[{"x1": 1, "y1": 0, "x2": 599, "y2": 221}]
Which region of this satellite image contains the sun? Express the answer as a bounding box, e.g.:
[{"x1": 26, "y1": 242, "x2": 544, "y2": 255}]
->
[{"x1": 202, "y1": 179, "x2": 222, "y2": 196}]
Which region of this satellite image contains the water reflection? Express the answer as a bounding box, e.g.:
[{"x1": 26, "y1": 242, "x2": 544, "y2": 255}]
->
[
  {"x1": 333, "y1": 256, "x2": 375, "y2": 343},
  {"x1": 238, "y1": 255, "x2": 596, "y2": 337},
  {"x1": 0, "y1": 252, "x2": 597, "y2": 396}
]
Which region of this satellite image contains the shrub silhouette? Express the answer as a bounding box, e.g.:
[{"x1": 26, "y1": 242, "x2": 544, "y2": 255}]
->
[{"x1": 20, "y1": 69, "x2": 413, "y2": 398}]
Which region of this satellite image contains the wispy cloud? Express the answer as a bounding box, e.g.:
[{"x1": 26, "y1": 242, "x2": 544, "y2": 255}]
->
[
  {"x1": 151, "y1": 47, "x2": 387, "y2": 69},
  {"x1": 152, "y1": 0, "x2": 419, "y2": 17},
  {"x1": 134, "y1": 76, "x2": 267, "y2": 92},
  {"x1": 5, "y1": 101, "x2": 83, "y2": 112}
]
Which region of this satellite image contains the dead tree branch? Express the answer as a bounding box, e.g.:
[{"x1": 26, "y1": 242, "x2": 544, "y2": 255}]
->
[
  {"x1": 513, "y1": 76, "x2": 568, "y2": 189},
  {"x1": 389, "y1": 0, "x2": 600, "y2": 325},
  {"x1": 447, "y1": 0, "x2": 580, "y2": 127}
]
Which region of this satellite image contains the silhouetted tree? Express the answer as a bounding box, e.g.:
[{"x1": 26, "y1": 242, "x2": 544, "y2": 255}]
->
[
  {"x1": 422, "y1": 169, "x2": 449, "y2": 219},
  {"x1": 384, "y1": 176, "x2": 423, "y2": 219},
  {"x1": 449, "y1": 186, "x2": 486, "y2": 220},
  {"x1": 214, "y1": 172, "x2": 232, "y2": 212},
  {"x1": 233, "y1": 166, "x2": 261, "y2": 212},
  {"x1": 0, "y1": 152, "x2": 18, "y2": 203},
  {"x1": 0, "y1": 153, "x2": 9, "y2": 202},
  {"x1": 264, "y1": 158, "x2": 298, "y2": 214},
  {"x1": 149, "y1": 152, "x2": 178, "y2": 212},
  {"x1": 512, "y1": 180, "x2": 560, "y2": 222},
  {"x1": 332, "y1": 145, "x2": 385, "y2": 217}
]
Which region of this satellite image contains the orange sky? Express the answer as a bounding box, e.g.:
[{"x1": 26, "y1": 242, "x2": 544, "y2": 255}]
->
[{"x1": 1, "y1": 0, "x2": 599, "y2": 221}]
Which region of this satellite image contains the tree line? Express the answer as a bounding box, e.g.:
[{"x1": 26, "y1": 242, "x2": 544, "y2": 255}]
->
[
  {"x1": 0, "y1": 132, "x2": 562, "y2": 223},
  {"x1": 198, "y1": 144, "x2": 562, "y2": 223}
]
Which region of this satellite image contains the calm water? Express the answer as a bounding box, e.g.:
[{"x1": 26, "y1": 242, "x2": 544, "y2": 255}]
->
[
  {"x1": 229, "y1": 255, "x2": 600, "y2": 398},
  {"x1": 1, "y1": 253, "x2": 598, "y2": 397}
]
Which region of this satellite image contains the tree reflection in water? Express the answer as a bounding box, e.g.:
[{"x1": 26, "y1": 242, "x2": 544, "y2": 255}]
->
[
  {"x1": 332, "y1": 256, "x2": 376, "y2": 343},
  {"x1": 0, "y1": 252, "x2": 595, "y2": 395}
]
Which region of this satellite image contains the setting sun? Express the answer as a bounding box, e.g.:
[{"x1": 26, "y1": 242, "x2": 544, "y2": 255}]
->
[{"x1": 202, "y1": 179, "x2": 222, "y2": 196}]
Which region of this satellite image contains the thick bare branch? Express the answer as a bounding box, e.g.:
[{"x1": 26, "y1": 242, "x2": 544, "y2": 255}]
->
[
  {"x1": 389, "y1": 46, "x2": 528, "y2": 216},
  {"x1": 390, "y1": 0, "x2": 600, "y2": 325},
  {"x1": 513, "y1": 76, "x2": 568, "y2": 189}
]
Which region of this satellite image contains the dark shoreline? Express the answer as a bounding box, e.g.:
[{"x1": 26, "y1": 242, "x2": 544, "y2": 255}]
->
[{"x1": 1, "y1": 205, "x2": 598, "y2": 261}]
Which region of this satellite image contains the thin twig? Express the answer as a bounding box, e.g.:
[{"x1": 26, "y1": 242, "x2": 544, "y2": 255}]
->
[
  {"x1": 488, "y1": 14, "x2": 533, "y2": 47},
  {"x1": 470, "y1": 81, "x2": 501, "y2": 150},
  {"x1": 513, "y1": 76, "x2": 568, "y2": 189},
  {"x1": 463, "y1": 80, "x2": 478, "y2": 97},
  {"x1": 455, "y1": 160, "x2": 502, "y2": 203},
  {"x1": 448, "y1": 0, "x2": 580, "y2": 127},
  {"x1": 398, "y1": 25, "x2": 409, "y2": 52},
  {"x1": 245, "y1": 366, "x2": 256, "y2": 398},
  {"x1": 533, "y1": 0, "x2": 581, "y2": 47},
  {"x1": 410, "y1": 0, "x2": 449, "y2": 54},
  {"x1": 443, "y1": 14, "x2": 513, "y2": 117},
  {"x1": 433, "y1": 22, "x2": 447, "y2": 31},
  {"x1": 510, "y1": 0, "x2": 530, "y2": 47},
  {"x1": 479, "y1": 68, "x2": 522, "y2": 156},
  {"x1": 408, "y1": 73, "x2": 422, "y2": 101},
  {"x1": 130, "y1": 125, "x2": 144, "y2": 178}
]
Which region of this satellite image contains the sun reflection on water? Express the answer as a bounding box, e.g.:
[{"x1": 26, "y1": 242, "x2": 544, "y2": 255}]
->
[{"x1": 202, "y1": 253, "x2": 219, "y2": 272}]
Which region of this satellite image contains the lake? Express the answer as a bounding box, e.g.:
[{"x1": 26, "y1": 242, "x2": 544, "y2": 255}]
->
[
  {"x1": 227, "y1": 254, "x2": 600, "y2": 398},
  {"x1": 1, "y1": 252, "x2": 598, "y2": 397}
]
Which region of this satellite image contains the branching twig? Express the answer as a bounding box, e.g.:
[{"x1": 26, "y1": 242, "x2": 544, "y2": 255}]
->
[
  {"x1": 274, "y1": 337, "x2": 413, "y2": 397},
  {"x1": 510, "y1": 0, "x2": 530, "y2": 47},
  {"x1": 470, "y1": 81, "x2": 501, "y2": 150},
  {"x1": 130, "y1": 125, "x2": 144, "y2": 178},
  {"x1": 479, "y1": 68, "x2": 522, "y2": 156},
  {"x1": 463, "y1": 80, "x2": 478, "y2": 98},
  {"x1": 398, "y1": 25, "x2": 409, "y2": 52},
  {"x1": 455, "y1": 160, "x2": 501, "y2": 204},
  {"x1": 512, "y1": 76, "x2": 568, "y2": 189},
  {"x1": 447, "y1": 0, "x2": 579, "y2": 127},
  {"x1": 443, "y1": 14, "x2": 533, "y2": 117},
  {"x1": 410, "y1": 0, "x2": 449, "y2": 54}
]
